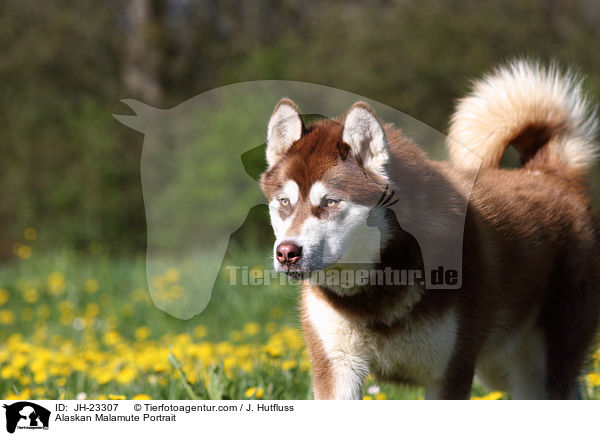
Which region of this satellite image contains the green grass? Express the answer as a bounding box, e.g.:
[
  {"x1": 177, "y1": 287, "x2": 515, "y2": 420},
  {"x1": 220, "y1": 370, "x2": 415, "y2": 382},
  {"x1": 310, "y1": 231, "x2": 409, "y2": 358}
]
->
[{"x1": 0, "y1": 247, "x2": 598, "y2": 400}]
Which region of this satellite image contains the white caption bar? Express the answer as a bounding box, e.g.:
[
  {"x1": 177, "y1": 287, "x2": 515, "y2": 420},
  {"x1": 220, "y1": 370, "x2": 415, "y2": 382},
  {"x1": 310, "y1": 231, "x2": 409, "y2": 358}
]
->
[{"x1": 0, "y1": 400, "x2": 596, "y2": 436}]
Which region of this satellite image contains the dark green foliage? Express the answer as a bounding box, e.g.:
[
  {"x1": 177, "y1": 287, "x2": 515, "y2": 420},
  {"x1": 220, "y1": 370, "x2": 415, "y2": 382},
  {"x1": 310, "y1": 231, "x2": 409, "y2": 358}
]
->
[{"x1": 1, "y1": 0, "x2": 599, "y2": 254}]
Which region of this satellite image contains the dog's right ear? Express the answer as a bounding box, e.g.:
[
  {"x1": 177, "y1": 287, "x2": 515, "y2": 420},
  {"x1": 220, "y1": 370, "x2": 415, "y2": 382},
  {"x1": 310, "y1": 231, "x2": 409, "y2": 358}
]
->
[
  {"x1": 266, "y1": 98, "x2": 304, "y2": 167},
  {"x1": 343, "y1": 102, "x2": 390, "y2": 178}
]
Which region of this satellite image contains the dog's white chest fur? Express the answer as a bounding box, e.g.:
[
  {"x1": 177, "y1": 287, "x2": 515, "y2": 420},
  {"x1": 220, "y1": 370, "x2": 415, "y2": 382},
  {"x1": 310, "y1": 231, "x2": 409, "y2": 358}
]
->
[{"x1": 304, "y1": 287, "x2": 459, "y2": 398}]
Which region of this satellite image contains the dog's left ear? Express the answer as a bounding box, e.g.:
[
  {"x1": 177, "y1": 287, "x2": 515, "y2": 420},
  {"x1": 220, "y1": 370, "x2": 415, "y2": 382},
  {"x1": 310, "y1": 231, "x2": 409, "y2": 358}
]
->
[
  {"x1": 343, "y1": 102, "x2": 390, "y2": 177},
  {"x1": 266, "y1": 98, "x2": 304, "y2": 167}
]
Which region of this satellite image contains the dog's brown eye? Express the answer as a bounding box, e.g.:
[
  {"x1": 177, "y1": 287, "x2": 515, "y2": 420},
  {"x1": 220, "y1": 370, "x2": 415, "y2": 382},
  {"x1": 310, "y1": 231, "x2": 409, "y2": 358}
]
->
[
  {"x1": 326, "y1": 199, "x2": 339, "y2": 207},
  {"x1": 279, "y1": 198, "x2": 290, "y2": 207}
]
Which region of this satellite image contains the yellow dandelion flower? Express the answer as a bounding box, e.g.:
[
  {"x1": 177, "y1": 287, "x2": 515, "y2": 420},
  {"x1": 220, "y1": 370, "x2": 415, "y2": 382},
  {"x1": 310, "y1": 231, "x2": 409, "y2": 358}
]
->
[
  {"x1": 103, "y1": 331, "x2": 122, "y2": 346},
  {"x1": 0, "y1": 310, "x2": 15, "y2": 325},
  {"x1": 19, "y1": 375, "x2": 32, "y2": 385},
  {"x1": 5, "y1": 393, "x2": 20, "y2": 400},
  {"x1": 244, "y1": 322, "x2": 261, "y2": 336},
  {"x1": 132, "y1": 394, "x2": 152, "y2": 400},
  {"x1": 186, "y1": 371, "x2": 198, "y2": 385},
  {"x1": 84, "y1": 278, "x2": 99, "y2": 293},
  {"x1": 24, "y1": 227, "x2": 37, "y2": 241},
  {"x1": 281, "y1": 359, "x2": 297, "y2": 371},
  {"x1": 152, "y1": 275, "x2": 166, "y2": 290},
  {"x1": 60, "y1": 313, "x2": 74, "y2": 326},
  {"x1": 96, "y1": 372, "x2": 113, "y2": 385},
  {"x1": 12, "y1": 355, "x2": 27, "y2": 369},
  {"x1": 1, "y1": 365, "x2": 17, "y2": 379},
  {"x1": 472, "y1": 391, "x2": 503, "y2": 400},
  {"x1": 299, "y1": 359, "x2": 311, "y2": 371},
  {"x1": 23, "y1": 288, "x2": 39, "y2": 304},
  {"x1": 108, "y1": 394, "x2": 126, "y2": 400},
  {"x1": 0, "y1": 289, "x2": 9, "y2": 306},
  {"x1": 363, "y1": 395, "x2": 373, "y2": 400},
  {"x1": 48, "y1": 272, "x2": 65, "y2": 295},
  {"x1": 135, "y1": 326, "x2": 151, "y2": 341},
  {"x1": 116, "y1": 367, "x2": 137, "y2": 384},
  {"x1": 239, "y1": 361, "x2": 253, "y2": 373},
  {"x1": 0, "y1": 350, "x2": 8, "y2": 364},
  {"x1": 33, "y1": 370, "x2": 48, "y2": 384},
  {"x1": 587, "y1": 373, "x2": 600, "y2": 387},
  {"x1": 264, "y1": 342, "x2": 283, "y2": 357},
  {"x1": 193, "y1": 325, "x2": 207, "y2": 339},
  {"x1": 72, "y1": 358, "x2": 88, "y2": 372},
  {"x1": 244, "y1": 387, "x2": 264, "y2": 399},
  {"x1": 17, "y1": 245, "x2": 32, "y2": 260},
  {"x1": 374, "y1": 393, "x2": 387, "y2": 400},
  {"x1": 165, "y1": 268, "x2": 180, "y2": 283},
  {"x1": 223, "y1": 356, "x2": 236, "y2": 372},
  {"x1": 174, "y1": 333, "x2": 192, "y2": 345},
  {"x1": 85, "y1": 303, "x2": 100, "y2": 318}
]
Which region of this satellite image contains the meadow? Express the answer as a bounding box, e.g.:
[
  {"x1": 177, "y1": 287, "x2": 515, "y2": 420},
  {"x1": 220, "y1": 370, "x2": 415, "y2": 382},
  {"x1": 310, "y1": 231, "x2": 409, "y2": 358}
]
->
[{"x1": 1, "y1": 232, "x2": 599, "y2": 401}]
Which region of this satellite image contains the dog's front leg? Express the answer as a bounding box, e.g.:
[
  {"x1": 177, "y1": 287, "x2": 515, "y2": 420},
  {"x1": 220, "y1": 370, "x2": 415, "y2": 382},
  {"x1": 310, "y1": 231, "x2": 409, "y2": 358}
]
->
[
  {"x1": 326, "y1": 354, "x2": 369, "y2": 400},
  {"x1": 301, "y1": 288, "x2": 369, "y2": 399},
  {"x1": 309, "y1": 350, "x2": 368, "y2": 400},
  {"x1": 424, "y1": 363, "x2": 475, "y2": 400}
]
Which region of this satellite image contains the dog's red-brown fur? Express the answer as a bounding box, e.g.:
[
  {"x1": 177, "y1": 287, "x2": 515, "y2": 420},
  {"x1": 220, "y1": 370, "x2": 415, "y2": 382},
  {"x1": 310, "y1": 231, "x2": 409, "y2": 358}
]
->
[{"x1": 261, "y1": 62, "x2": 600, "y2": 399}]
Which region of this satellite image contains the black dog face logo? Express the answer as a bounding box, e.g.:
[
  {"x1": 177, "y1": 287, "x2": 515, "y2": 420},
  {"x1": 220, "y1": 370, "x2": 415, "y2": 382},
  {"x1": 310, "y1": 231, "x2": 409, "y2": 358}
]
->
[{"x1": 3, "y1": 402, "x2": 50, "y2": 434}]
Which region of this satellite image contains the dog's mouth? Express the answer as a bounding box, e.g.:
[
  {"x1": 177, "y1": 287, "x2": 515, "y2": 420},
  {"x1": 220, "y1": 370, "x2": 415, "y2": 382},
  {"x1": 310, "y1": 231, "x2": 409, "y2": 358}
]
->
[
  {"x1": 274, "y1": 254, "x2": 344, "y2": 276},
  {"x1": 284, "y1": 270, "x2": 304, "y2": 280},
  {"x1": 281, "y1": 263, "x2": 308, "y2": 280}
]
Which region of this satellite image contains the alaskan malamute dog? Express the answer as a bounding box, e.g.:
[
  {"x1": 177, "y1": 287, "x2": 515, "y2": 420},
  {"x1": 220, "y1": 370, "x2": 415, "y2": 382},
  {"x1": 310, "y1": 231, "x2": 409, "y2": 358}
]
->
[{"x1": 260, "y1": 61, "x2": 600, "y2": 399}]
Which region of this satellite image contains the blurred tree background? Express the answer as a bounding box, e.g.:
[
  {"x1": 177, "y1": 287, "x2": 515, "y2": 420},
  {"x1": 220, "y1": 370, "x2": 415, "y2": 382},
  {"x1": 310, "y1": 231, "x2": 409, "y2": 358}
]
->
[{"x1": 1, "y1": 0, "x2": 599, "y2": 258}]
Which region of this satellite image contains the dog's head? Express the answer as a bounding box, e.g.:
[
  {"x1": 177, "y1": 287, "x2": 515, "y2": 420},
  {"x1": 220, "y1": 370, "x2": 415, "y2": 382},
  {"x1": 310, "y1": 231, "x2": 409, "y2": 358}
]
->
[{"x1": 260, "y1": 99, "x2": 394, "y2": 276}]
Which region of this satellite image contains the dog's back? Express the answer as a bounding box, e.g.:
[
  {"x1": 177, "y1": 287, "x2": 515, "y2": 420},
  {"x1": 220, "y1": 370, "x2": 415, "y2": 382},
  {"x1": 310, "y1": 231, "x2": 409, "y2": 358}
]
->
[
  {"x1": 446, "y1": 61, "x2": 600, "y2": 399},
  {"x1": 261, "y1": 60, "x2": 600, "y2": 399}
]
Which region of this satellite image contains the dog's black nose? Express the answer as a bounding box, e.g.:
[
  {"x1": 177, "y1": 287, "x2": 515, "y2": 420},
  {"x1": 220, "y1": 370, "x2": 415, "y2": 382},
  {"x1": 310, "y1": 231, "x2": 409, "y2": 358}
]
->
[{"x1": 276, "y1": 242, "x2": 302, "y2": 264}]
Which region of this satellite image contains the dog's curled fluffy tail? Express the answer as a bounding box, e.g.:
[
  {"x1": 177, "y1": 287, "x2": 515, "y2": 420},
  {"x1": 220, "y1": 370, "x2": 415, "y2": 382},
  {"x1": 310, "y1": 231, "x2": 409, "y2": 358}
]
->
[{"x1": 447, "y1": 60, "x2": 599, "y2": 173}]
